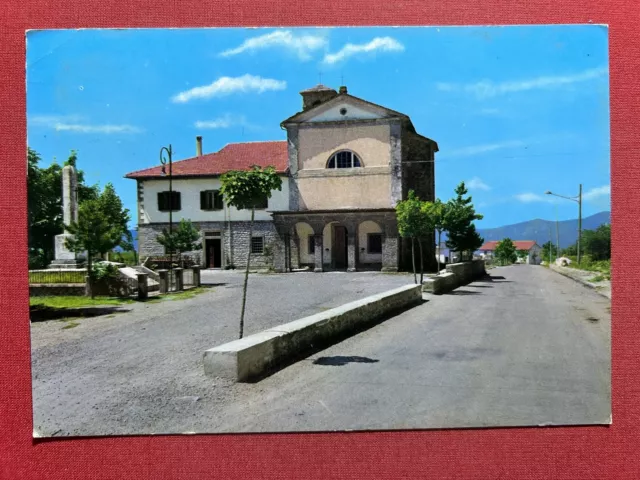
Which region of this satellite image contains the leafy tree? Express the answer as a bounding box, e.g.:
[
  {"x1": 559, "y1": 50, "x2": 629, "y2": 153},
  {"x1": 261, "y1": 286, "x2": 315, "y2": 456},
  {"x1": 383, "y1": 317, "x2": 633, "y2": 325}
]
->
[
  {"x1": 494, "y1": 238, "x2": 517, "y2": 265},
  {"x1": 423, "y1": 199, "x2": 449, "y2": 274},
  {"x1": 156, "y1": 219, "x2": 201, "y2": 267},
  {"x1": 27, "y1": 148, "x2": 98, "y2": 268},
  {"x1": 582, "y1": 224, "x2": 611, "y2": 261},
  {"x1": 220, "y1": 165, "x2": 283, "y2": 339},
  {"x1": 562, "y1": 244, "x2": 577, "y2": 257},
  {"x1": 445, "y1": 182, "x2": 484, "y2": 261},
  {"x1": 396, "y1": 190, "x2": 431, "y2": 284},
  {"x1": 65, "y1": 183, "x2": 130, "y2": 298},
  {"x1": 119, "y1": 230, "x2": 138, "y2": 266},
  {"x1": 517, "y1": 249, "x2": 529, "y2": 263}
]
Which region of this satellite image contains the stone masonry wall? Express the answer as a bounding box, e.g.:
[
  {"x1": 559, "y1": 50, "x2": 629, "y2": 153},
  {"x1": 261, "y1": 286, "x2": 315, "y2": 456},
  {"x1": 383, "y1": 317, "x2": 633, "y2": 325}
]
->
[{"x1": 138, "y1": 221, "x2": 282, "y2": 270}]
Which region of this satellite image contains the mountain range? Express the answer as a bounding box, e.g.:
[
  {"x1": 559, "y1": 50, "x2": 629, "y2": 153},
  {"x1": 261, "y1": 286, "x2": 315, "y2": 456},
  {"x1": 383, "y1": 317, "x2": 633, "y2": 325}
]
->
[
  {"x1": 449, "y1": 211, "x2": 611, "y2": 249},
  {"x1": 126, "y1": 211, "x2": 611, "y2": 252}
]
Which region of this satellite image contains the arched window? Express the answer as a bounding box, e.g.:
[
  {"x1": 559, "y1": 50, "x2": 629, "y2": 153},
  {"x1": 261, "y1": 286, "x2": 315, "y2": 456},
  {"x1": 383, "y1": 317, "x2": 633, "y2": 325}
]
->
[{"x1": 326, "y1": 150, "x2": 362, "y2": 169}]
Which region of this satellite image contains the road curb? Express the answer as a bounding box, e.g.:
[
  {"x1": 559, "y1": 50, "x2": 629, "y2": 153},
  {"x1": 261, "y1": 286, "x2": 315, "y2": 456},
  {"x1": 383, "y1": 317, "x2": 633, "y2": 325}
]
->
[
  {"x1": 549, "y1": 265, "x2": 611, "y2": 299},
  {"x1": 203, "y1": 284, "x2": 423, "y2": 382}
]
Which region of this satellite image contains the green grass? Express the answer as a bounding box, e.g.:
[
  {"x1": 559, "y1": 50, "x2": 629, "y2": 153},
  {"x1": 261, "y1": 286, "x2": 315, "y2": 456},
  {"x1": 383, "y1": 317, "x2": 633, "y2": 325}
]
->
[
  {"x1": 564, "y1": 255, "x2": 611, "y2": 280},
  {"x1": 29, "y1": 271, "x2": 86, "y2": 284},
  {"x1": 30, "y1": 296, "x2": 134, "y2": 309},
  {"x1": 589, "y1": 274, "x2": 606, "y2": 283},
  {"x1": 147, "y1": 287, "x2": 209, "y2": 302}
]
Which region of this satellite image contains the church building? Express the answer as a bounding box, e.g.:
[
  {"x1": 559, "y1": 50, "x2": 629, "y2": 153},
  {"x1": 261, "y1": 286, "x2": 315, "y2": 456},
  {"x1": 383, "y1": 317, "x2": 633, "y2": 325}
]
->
[{"x1": 125, "y1": 85, "x2": 438, "y2": 273}]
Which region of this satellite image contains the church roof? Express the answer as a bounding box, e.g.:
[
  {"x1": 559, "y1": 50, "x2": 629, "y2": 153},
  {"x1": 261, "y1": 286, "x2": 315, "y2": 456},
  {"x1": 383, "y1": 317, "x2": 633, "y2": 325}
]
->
[
  {"x1": 300, "y1": 84, "x2": 336, "y2": 93},
  {"x1": 124, "y1": 141, "x2": 289, "y2": 179}
]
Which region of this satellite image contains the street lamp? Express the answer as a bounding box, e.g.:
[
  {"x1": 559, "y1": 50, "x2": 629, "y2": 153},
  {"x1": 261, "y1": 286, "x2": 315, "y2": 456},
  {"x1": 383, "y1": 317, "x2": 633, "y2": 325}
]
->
[
  {"x1": 160, "y1": 144, "x2": 173, "y2": 290},
  {"x1": 545, "y1": 184, "x2": 582, "y2": 265}
]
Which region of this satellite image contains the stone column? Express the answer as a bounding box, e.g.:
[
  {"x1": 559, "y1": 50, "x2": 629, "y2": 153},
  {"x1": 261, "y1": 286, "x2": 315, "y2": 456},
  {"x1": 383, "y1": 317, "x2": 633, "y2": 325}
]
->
[
  {"x1": 347, "y1": 234, "x2": 357, "y2": 272},
  {"x1": 50, "y1": 165, "x2": 86, "y2": 268},
  {"x1": 314, "y1": 234, "x2": 324, "y2": 272},
  {"x1": 289, "y1": 232, "x2": 300, "y2": 271},
  {"x1": 381, "y1": 235, "x2": 399, "y2": 272},
  {"x1": 158, "y1": 269, "x2": 168, "y2": 294},
  {"x1": 174, "y1": 268, "x2": 184, "y2": 291},
  {"x1": 192, "y1": 265, "x2": 201, "y2": 287},
  {"x1": 137, "y1": 273, "x2": 148, "y2": 300}
]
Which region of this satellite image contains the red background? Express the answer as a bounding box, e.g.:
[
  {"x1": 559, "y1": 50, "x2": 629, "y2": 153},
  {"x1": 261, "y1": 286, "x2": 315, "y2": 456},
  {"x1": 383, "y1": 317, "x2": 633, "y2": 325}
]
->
[{"x1": 1, "y1": 1, "x2": 637, "y2": 478}]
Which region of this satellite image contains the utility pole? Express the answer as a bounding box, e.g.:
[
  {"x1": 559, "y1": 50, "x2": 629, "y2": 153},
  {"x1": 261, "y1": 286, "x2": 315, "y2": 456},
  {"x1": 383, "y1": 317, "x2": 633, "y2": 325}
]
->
[{"x1": 578, "y1": 183, "x2": 582, "y2": 265}]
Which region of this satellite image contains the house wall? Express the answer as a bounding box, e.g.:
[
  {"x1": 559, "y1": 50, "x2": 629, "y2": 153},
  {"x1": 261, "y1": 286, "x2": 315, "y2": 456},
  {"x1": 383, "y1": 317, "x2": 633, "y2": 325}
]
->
[
  {"x1": 138, "y1": 177, "x2": 290, "y2": 225},
  {"x1": 294, "y1": 124, "x2": 392, "y2": 210},
  {"x1": 295, "y1": 222, "x2": 315, "y2": 266},
  {"x1": 358, "y1": 220, "x2": 383, "y2": 265}
]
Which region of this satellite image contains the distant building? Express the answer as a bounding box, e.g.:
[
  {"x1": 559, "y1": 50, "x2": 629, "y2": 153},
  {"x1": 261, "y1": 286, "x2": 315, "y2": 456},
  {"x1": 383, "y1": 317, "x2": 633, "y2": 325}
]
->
[{"x1": 478, "y1": 240, "x2": 542, "y2": 265}]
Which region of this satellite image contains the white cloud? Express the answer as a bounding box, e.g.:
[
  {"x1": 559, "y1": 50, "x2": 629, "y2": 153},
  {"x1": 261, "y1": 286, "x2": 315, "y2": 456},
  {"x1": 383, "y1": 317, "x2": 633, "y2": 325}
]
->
[
  {"x1": 445, "y1": 140, "x2": 526, "y2": 158},
  {"x1": 467, "y1": 177, "x2": 491, "y2": 191},
  {"x1": 195, "y1": 114, "x2": 250, "y2": 129},
  {"x1": 514, "y1": 193, "x2": 554, "y2": 203},
  {"x1": 219, "y1": 30, "x2": 327, "y2": 60},
  {"x1": 323, "y1": 37, "x2": 404, "y2": 65},
  {"x1": 29, "y1": 115, "x2": 142, "y2": 134},
  {"x1": 583, "y1": 185, "x2": 610, "y2": 201},
  {"x1": 437, "y1": 66, "x2": 608, "y2": 99},
  {"x1": 171, "y1": 74, "x2": 286, "y2": 103}
]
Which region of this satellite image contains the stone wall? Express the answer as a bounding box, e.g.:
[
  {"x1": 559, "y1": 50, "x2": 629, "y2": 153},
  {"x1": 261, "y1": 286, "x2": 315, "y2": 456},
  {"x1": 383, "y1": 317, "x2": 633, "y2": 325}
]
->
[
  {"x1": 422, "y1": 260, "x2": 486, "y2": 294},
  {"x1": 30, "y1": 284, "x2": 86, "y2": 297},
  {"x1": 138, "y1": 221, "x2": 281, "y2": 270}
]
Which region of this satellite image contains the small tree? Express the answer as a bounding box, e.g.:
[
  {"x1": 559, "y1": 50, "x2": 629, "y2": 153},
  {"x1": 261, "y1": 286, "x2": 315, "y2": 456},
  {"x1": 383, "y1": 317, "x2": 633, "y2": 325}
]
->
[
  {"x1": 582, "y1": 224, "x2": 611, "y2": 261},
  {"x1": 540, "y1": 241, "x2": 557, "y2": 263},
  {"x1": 396, "y1": 190, "x2": 431, "y2": 284},
  {"x1": 423, "y1": 199, "x2": 448, "y2": 275},
  {"x1": 119, "y1": 230, "x2": 138, "y2": 266},
  {"x1": 156, "y1": 219, "x2": 201, "y2": 267},
  {"x1": 65, "y1": 183, "x2": 130, "y2": 298},
  {"x1": 220, "y1": 165, "x2": 282, "y2": 339},
  {"x1": 517, "y1": 249, "x2": 529, "y2": 263},
  {"x1": 494, "y1": 238, "x2": 517, "y2": 266},
  {"x1": 445, "y1": 182, "x2": 484, "y2": 261}
]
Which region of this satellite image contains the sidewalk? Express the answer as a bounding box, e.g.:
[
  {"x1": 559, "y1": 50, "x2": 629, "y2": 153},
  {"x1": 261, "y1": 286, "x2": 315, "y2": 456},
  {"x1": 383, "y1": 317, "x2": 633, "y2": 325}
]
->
[{"x1": 549, "y1": 264, "x2": 611, "y2": 299}]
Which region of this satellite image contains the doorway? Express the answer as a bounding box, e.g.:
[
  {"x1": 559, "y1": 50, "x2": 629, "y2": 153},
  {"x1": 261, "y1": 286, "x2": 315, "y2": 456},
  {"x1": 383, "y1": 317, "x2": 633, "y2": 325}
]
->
[
  {"x1": 332, "y1": 225, "x2": 348, "y2": 269},
  {"x1": 205, "y1": 238, "x2": 222, "y2": 268}
]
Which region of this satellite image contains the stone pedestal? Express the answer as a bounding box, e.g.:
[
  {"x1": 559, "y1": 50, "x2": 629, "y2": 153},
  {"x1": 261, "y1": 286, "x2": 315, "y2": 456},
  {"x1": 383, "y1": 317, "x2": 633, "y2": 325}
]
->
[
  {"x1": 174, "y1": 268, "x2": 184, "y2": 291},
  {"x1": 137, "y1": 273, "x2": 149, "y2": 300},
  {"x1": 158, "y1": 269, "x2": 168, "y2": 294},
  {"x1": 192, "y1": 266, "x2": 201, "y2": 287},
  {"x1": 48, "y1": 234, "x2": 86, "y2": 269}
]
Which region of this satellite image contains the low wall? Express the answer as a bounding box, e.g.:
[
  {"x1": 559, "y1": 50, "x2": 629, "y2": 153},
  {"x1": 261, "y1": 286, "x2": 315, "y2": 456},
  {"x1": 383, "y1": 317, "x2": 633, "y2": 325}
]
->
[
  {"x1": 203, "y1": 284, "x2": 423, "y2": 382},
  {"x1": 422, "y1": 260, "x2": 485, "y2": 294}
]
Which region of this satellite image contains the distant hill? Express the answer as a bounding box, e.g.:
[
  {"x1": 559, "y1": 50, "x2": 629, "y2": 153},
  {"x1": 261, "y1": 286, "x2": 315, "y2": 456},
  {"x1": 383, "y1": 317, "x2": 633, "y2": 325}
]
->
[{"x1": 451, "y1": 211, "x2": 610, "y2": 249}]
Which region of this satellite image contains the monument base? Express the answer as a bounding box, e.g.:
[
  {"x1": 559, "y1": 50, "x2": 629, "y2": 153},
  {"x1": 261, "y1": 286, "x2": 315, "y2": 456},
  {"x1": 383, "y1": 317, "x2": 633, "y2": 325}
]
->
[{"x1": 49, "y1": 233, "x2": 86, "y2": 269}]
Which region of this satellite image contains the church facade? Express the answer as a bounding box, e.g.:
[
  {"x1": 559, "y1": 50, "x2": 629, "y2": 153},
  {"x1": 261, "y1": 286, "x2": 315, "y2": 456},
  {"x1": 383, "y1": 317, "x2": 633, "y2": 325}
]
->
[{"x1": 125, "y1": 85, "x2": 438, "y2": 272}]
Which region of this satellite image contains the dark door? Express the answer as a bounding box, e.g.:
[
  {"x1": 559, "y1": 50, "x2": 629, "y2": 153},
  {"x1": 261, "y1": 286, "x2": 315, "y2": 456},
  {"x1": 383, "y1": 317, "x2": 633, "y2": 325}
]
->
[
  {"x1": 332, "y1": 226, "x2": 347, "y2": 269},
  {"x1": 205, "y1": 238, "x2": 222, "y2": 268}
]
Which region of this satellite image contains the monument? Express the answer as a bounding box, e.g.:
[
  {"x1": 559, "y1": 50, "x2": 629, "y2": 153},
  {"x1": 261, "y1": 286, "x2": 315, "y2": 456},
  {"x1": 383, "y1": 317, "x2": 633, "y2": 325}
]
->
[{"x1": 48, "y1": 164, "x2": 86, "y2": 269}]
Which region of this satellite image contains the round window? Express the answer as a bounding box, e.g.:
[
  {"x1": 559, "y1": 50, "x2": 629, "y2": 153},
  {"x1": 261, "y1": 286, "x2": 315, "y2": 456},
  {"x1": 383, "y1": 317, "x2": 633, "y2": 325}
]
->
[{"x1": 339, "y1": 108, "x2": 348, "y2": 115}]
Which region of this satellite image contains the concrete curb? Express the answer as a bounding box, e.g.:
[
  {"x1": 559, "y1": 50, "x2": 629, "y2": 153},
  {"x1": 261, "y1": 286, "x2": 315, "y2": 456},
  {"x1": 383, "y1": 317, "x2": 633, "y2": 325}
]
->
[
  {"x1": 549, "y1": 265, "x2": 611, "y2": 299},
  {"x1": 203, "y1": 284, "x2": 422, "y2": 382}
]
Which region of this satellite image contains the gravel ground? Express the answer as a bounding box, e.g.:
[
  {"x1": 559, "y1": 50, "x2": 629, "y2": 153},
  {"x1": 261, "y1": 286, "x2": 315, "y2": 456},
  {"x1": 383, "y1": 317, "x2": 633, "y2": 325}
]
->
[
  {"x1": 549, "y1": 265, "x2": 611, "y2": 299},
  {"x1": 31, "y1": 270, "x2": 415, "y2": 437}
]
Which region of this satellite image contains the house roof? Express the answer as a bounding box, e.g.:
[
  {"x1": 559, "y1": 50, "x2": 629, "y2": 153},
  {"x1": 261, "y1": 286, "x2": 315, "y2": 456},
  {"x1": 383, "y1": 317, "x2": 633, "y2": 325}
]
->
[
  {"x1": 124, "y1": 141, "x2": 289, "y2": 179},
  {"x1": 479, "y1": 240, "x2": 538, "y2": 251},
  {"x1": 300, "y1": 84, "x2": 335, "y2": 93}
]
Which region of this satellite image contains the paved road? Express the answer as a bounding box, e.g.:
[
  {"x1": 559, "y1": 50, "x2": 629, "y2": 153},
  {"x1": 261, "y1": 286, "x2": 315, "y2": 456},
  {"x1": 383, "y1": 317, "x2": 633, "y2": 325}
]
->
[
  {"x1": 30, "y1": 270, "x2": 415, "y2": 437},
  {"x1": 32, "y1": 266, "x2": 610, "y2": 436}
]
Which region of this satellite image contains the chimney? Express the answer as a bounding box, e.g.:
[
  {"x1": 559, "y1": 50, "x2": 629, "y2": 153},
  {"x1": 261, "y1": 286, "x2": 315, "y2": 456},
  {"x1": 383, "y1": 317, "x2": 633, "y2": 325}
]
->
[
  {"x1": 339, "y1": 85, "x2": 347, "y2": 94},
  {"x1": 196, "y1": 136, "x2": 203, "y2": 157}
]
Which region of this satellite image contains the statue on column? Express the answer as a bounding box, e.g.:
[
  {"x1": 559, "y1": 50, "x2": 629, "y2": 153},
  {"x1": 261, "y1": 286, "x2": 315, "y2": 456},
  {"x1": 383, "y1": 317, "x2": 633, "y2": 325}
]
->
[{"x1": 48, "y1": 164, "x2": 86, "y2": 269}]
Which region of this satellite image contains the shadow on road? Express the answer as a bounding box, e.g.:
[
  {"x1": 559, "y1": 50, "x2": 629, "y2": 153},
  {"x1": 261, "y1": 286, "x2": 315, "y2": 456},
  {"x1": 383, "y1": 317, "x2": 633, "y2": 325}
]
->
[
  {"x1": 475, "y1": 274, "x2": 512, "y2": 284},
  {"x1": 444, "y1": 290, "x2": 482, "y2": 296},
  {"x1": 30, "y1": 306, "x2": 131, "y2": 322},
  {"x1": 313, "y1": 356, "x2": 380, "y2": 366}
]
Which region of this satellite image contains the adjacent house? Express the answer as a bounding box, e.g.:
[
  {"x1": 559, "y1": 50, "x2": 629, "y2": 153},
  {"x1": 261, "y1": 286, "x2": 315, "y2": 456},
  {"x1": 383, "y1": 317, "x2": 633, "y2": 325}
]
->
[
  {"x1": 478, "y1": 240, "x2": 542, "y2": 265},
  {"x1": 125, "y1": 84, "x2": 439, "y2": 272}
]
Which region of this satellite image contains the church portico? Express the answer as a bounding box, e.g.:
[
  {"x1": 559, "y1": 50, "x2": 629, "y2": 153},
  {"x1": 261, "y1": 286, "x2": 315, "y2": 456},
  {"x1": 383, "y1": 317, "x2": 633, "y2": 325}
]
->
[{"x1": 272, "y1": 209, "x2": 399, "y2": 273}]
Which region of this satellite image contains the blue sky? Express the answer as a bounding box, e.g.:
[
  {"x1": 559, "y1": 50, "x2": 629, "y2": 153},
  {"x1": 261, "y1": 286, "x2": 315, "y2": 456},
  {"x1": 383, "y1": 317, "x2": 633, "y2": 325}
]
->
[{"x1": 26, "y1": 25, "x2": 610, "y2": 229}]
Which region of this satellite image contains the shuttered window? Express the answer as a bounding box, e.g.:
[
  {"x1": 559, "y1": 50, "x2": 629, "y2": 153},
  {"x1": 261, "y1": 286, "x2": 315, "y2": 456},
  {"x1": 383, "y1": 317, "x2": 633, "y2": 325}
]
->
[
  {"x1": 157, "y1": 191, "x2": 181, "y2": 212},
  {"x1": 200, "y1": 190, "x2": 224, "y2": 210}
]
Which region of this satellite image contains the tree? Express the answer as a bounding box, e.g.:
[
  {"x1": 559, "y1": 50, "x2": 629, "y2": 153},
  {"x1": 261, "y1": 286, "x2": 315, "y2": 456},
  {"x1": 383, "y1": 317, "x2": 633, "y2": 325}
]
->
[
  {"x1": 27, "y1": 148, "x2": 99, "y2": 268},
  {"x1": 156, "y1": 219, "x2": 201, "y2": 267},
  {"x1": 582, "y1": 224, "x2": 611, "y2": 261},
  {"x1": 220, "y1": 165, "x2": 283, "y2": 339},
  {"x1": 445, "y1": 182, "x2": 484, "y2": 261},
  {"x1": 396, "y1": 190, "x2": 431, "y2": 284},
  {"x1": 65, "y1": 183, "x2": 130, "y2": 298},
  {"x1": 423, "y1": 199, "x2": 449, "y2": 275},
  {"x1": 517, "y1": 250, "x2": 529, "y2": 263},
  {"x1": 119, "y1": 230, "x2": 138, "y2": 266},
  {"x1": 494, "y1": 238, "x2": 517, "y2": 266}
]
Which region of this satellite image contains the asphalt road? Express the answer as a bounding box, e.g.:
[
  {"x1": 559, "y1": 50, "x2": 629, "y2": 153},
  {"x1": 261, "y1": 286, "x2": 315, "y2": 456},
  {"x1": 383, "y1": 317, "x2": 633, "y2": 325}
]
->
[{"x1": 31, "y1": 265, "x2": 610, "y2": 436}]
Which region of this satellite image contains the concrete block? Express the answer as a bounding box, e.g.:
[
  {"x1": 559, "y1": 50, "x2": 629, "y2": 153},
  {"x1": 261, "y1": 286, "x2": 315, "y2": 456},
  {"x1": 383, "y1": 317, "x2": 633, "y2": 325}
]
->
[{"x1": 203, "y1": 284, "x2": 422, "y2": 382}]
